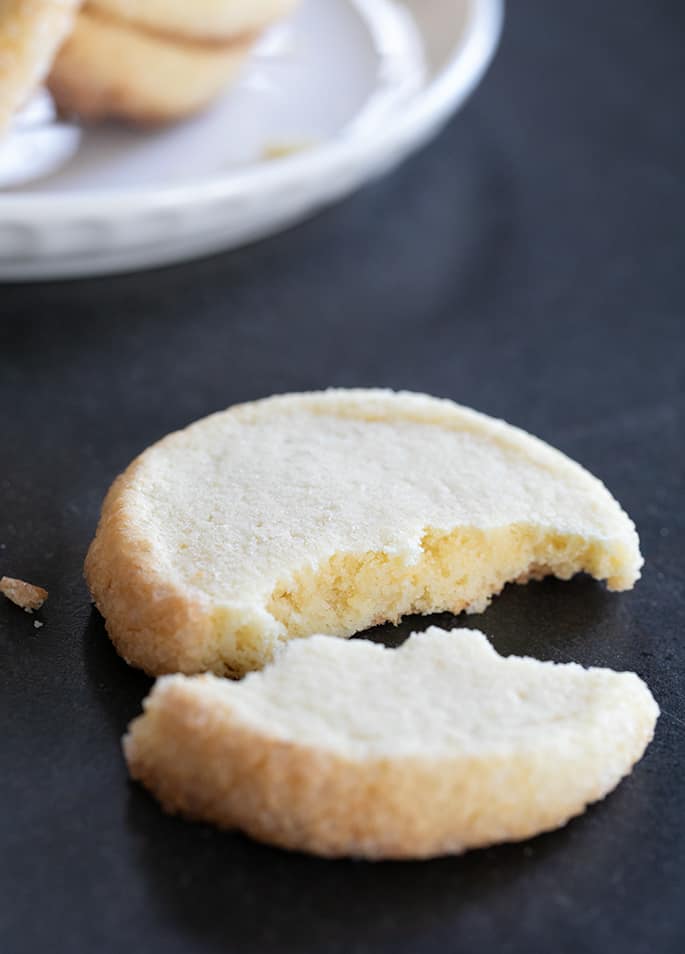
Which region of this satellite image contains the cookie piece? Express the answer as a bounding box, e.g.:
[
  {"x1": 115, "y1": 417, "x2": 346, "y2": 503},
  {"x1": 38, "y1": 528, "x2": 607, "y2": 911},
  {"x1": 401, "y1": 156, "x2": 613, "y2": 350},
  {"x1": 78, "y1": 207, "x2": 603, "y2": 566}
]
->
[
  {"x1": 48, "y1": 7, "x2": 255, "y2": 124},
  {"x1": 0, "y1": 0, "x2": 81, "y2": 136},
  {"x1": 125, "y1": 627, "x2": 658, "y2": 859},
  {"x1": 0, "y1": 575, "x2": 48, "y2": 611},
  {"x1": 89, "y1": 0, "x2": 298, "y2": 42},
  {"x1": 85, "y1": 390, "x2": 643, "y2": 677}
]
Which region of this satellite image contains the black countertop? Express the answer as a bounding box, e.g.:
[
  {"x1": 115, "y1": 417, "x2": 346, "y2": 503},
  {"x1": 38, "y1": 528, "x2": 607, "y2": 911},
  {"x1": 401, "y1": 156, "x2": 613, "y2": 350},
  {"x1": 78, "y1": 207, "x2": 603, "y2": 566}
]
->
[{"x1": 1, "y1": 1, "x2": 684, "y2": 952}]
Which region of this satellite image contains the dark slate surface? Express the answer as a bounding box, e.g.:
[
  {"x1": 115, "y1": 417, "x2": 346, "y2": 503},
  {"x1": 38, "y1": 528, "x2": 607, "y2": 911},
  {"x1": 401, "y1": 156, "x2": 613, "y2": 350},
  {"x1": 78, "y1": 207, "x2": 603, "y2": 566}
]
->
[{"x1": 1, "y1": 1, "x2": 683, "y2": 951}]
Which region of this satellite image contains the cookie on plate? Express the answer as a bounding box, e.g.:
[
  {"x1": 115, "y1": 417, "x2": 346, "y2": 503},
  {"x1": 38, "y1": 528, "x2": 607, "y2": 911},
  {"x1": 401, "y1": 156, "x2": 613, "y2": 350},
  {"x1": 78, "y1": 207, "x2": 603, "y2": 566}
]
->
[
  {"x1": 89, "y1": 0, "x2": 297, "y2": 41},
  {"x1": 0, "y1": 0, "x2": 81, "y2": 136},
  {"x1": 48, "y1": 0, "x2": 298, "y2": 123},
  {"x1": 48, "y1": 8, "x2": 254, "y2": 124}
]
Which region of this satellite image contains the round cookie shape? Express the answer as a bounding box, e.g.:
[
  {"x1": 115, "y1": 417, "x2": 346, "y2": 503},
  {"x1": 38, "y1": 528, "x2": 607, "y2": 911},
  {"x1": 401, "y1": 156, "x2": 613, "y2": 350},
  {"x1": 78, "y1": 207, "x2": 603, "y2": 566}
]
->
[
  {"x1": 85, "y1": 389, "x2": 643, "y2": 676},
  {"x1": 125, "y1": 627, "x2": 659, "y2": 859}
]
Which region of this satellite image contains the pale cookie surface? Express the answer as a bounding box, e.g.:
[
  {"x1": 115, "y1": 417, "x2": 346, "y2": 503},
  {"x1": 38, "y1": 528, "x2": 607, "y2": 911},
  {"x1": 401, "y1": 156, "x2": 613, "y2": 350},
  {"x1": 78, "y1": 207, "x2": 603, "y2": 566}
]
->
[
  {"x1": 0, "y1": 0, "x2": 81, "y2": 136},
  {"x1": 48, "y1": 8, "x2": 255, "y2": 124},
  {"x1": 89, "y1": 0, "x2": 298, "y2": 41},
  {"x1": 85, "y1": 390, "x2": 643, "y2": 676},
  {"x1": 125, "y1": 627, "x2": 659, "y2": 859}
]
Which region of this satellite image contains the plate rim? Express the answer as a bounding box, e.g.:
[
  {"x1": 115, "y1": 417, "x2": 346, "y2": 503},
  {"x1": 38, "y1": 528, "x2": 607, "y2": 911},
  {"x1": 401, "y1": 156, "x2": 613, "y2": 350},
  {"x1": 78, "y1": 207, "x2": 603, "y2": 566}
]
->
[{"x1": 0, "y1": 0, "x2": 503, "y2": 220}]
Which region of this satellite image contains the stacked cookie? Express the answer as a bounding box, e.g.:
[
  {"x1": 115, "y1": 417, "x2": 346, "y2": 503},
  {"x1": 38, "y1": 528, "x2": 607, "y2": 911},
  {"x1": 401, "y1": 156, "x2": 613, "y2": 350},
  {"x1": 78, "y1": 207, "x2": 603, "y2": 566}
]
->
[
  {"x1": 0, "y1": 0, "x2": 81, "y2": 137},
  {"x1": 48, "y1": 0, "x2": 298, "y2": 123}
]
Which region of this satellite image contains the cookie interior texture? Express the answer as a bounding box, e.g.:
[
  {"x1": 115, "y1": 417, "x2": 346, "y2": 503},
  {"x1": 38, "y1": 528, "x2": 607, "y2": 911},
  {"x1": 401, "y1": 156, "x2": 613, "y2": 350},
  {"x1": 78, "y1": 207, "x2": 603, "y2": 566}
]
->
[
  {"x1": 125, "y1": 627, "x2": 658, "y2": 859},
  {"x1": 85, "y1": 390, "x2": 643, "y2": 676}
]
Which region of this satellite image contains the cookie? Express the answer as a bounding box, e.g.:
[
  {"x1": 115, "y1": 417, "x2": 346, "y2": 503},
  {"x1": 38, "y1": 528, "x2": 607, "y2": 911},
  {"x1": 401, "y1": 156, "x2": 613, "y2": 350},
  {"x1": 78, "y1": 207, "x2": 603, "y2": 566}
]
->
[
  {"x1": 89, "y1": 0, "x2": 298, "y2": 42},
  {"x1": 48, "y1": 7, "x2": 254, "y2": 124},
  {"x1": 0, "y1": 0, "x2": 81, "y2": 136},
  {"x1": 85, "y1": 390, "x2": 642, "y2": 677},
  {"x1": 125, "y1": 627, "x2": 658, "y2": 859}
]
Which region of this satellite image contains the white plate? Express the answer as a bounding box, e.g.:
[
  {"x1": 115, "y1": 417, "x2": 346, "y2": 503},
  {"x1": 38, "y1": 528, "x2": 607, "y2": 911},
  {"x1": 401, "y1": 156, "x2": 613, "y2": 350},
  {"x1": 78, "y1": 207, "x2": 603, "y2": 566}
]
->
[{"x1": 0, "y1": 0, "x2": 502, "y2": 280}]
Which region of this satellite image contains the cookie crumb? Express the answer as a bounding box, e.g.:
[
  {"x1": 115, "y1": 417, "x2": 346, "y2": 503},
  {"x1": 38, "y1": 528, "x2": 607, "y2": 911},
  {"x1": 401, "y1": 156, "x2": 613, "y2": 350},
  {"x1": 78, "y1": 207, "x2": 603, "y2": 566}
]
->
[
  {"x1": 33, "y1": 619, "x2": 44, "y2": 629},
  {"x1": 262, "y1": 140, "x2": 314, "y2": 161},
  {"x1": 0, "y1": 576, "x2": 48, "y2": 611}
]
